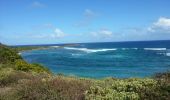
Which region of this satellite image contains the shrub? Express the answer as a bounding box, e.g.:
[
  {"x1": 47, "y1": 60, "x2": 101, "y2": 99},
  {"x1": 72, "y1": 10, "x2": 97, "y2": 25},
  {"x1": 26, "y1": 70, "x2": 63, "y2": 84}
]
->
[
  {"x1": 14, "y1": 60, "x2": 32, "y2": 72},
  {"x1": 85, "y1": 78, "x2": 169, "y2": 100},
  {"x1": 0, "y1": 68, "x2": 33, "y2": 86},
  {"x1": 0, "y1": 44, "x2": 21, "y2": 64},
  {"x1": 14, "y1": 60, "x2": 50, "y2": 74},
  {"x1": 9, "y1": 76, "x2": 91, "y2": 100},
  {"x1": 31, "y1": 63, "x2": 50, "y2": 73},
  {"x1": 154, "y1": 71, "x2": 170, "y2": 99},
  {"x1": 49, "y1": 76, "x2": 91, "y2": 100}
]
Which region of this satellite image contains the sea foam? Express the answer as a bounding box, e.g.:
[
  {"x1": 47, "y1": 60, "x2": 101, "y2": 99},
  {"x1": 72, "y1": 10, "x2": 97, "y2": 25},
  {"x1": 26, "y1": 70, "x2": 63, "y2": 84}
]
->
[
  {"x1": 144, "y1": 48, "x2": 166, "y2": 51},
  {"x1": 64, "y1": 47, "x2": 117, "y2": 53},
  {"x1": 166, "y1": 53, "x2": 170, "y2": 56},
  {"x1": 121, "y1": 48, "x2": 138, "y2": 50},
  {"x1": 50, "y1": 46, "x2": 60, "y2": 48}
]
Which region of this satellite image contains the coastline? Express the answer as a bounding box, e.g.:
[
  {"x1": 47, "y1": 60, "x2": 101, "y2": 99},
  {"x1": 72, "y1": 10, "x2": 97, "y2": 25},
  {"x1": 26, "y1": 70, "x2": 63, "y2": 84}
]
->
[{"x1": 0, "y1": 43, "x2": 170, "y2": 99}]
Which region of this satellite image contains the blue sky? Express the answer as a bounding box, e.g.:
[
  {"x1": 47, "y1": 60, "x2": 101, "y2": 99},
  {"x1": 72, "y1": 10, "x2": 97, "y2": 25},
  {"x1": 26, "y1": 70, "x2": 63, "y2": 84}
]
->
[{"x1": 0, "y1": 0, "x2": 170, "y2": 45}]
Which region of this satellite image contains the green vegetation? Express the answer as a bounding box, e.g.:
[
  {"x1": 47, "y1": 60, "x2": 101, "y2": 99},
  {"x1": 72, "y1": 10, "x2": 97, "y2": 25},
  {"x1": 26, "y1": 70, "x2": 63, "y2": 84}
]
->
[
  {"x1": 0, "y1": 44, "x2": 21, "y2": 64},
  {"x1": 0, "y1": 43, "x2": 50, "y2": 73},
  {"x1": 85, "y1": 77, "x2": 170, "y2": 100},
  {"x1": 12, "y1": 45, "x2": 49, "y2": 52},
  {"x1": 15, "y1": 59, "x2": 50, "y2": 73},
  {"x1": 0, "y1": 43, "x2": 169, "y2": 100}
]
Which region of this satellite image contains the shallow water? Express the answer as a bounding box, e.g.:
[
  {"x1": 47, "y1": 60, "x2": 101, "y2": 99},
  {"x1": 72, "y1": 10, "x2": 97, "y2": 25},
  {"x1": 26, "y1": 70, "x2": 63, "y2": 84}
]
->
[{"x1": 21, "y1": 40, "x2": 170, "y2": 78}]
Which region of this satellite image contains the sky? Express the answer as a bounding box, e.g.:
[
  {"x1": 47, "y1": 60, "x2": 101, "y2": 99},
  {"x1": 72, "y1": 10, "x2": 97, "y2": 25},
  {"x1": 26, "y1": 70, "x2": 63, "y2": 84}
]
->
[{"x1": 0, "y1": 0, "x2": 170, "y2": 45}]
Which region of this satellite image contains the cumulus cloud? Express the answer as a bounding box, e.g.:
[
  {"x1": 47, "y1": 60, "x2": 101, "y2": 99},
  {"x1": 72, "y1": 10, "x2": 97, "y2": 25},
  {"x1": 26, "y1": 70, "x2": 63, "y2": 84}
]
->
[
  {"x1": 91, "y1": 29, "x2": 113, "y2": 39},
  {"x1": 148, "y1": 17, "x2": 170, "y2": 33},
  {"x1": 4, "y1": 17, "x2": 170, "y2": 45},
  {"x1": 118, "y1": 17, "x2": 170, "y2": 41},
  {"x1": 99, "y1": 29, "x2": 113, "y2": 36},
  {"x1": 53, "y1": 28, "x2": 66, "y2": 38},
  {"x1": 87, "y1": 17, "x2": 170, "y2": 42},
  {"x1": 33, "y1": 28, "x2": 66, "y2": 39},
  {"x1": 33, "y1": 17, "x2": 170, "y2": 42},
  {"x1": 154, "y1": 17, "x2": 170, "y2": 28},
  {"x1": 31, "y1": 1, "x2": 46, "y2": 8}
]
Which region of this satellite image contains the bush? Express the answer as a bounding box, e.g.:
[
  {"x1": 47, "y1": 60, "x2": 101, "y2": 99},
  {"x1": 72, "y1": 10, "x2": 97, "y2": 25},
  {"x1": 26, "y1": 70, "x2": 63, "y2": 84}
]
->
[
  {"x1": 85, "y1": 78, "x2": 170, "y2": 100},
  {"x1": 0, "y1": 44, "x2": 21, "y2": 64},
  {"x1": 6, "y1": 76, "x2": 91, "y2": 100},
  {"x1": 154, "y1": 71, "x2": 170, "y2": 99},
  {"x1": 0, "y1": 44, "x2": 50, "y2": 74},
  {"x1": 0, "y1": 71, "x2": 170, "y2": 100},
  {"x1": 14, "y1": 60, "x2": 50, "y2": 73},
  {"x1": 86, "y1": 86, "x2": 139, "y2": 100},
  {"x1": 0, "y1": 68, "x2": 33, "y2": 86}
]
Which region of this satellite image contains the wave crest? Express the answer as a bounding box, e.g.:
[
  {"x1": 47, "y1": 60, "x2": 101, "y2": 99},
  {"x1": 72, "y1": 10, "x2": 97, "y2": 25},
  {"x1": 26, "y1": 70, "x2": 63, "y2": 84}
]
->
[
  {"x1": 166, "y1": 53, "x2": 170, "y2": 56},
  {"x1": 144, "y1": 48, "x2": 166, "y2": 51},
  {"x1": 50, "y1": 46, "x2": 60, "y2": 48},
  {"x1": 64, "y1": 47, "x2": 117, "y2": 53}
]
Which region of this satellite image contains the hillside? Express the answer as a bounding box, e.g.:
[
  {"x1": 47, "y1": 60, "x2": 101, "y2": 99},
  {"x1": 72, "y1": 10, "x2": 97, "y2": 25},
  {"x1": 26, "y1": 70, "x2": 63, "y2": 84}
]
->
[
  {"x1": 0, "y1": 44, "x2": 170, "y2": 100},
  {"x1": 0, "y1": 43, "x2": 21, "y2": 64}
]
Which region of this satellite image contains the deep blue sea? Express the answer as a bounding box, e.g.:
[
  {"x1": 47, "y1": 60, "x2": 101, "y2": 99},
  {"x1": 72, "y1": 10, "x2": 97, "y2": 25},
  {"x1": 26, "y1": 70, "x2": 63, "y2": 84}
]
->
[{"x1": 21, "y1": 40, "x2": 170, "y2": 78}]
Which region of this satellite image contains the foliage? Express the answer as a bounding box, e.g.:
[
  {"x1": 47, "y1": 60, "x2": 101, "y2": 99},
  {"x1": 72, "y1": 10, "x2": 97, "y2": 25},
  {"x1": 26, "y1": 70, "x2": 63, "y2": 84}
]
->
[
  {"x1": 0, "y1": 43, "x2": 50, "y2": 74},
  {"x1": 11, "y1": 46, "x2": 48, "y2": 52},
  {"x1": 10, "y1": 76, "x2": 91, "y2": 100},
  {"x1": 0, "y1": 69, "x2": 170, "y2": 100},
  {"x1": 154, "y1": 71, "x2": 170, "y2": 99},
  {"x1": 0, "y1": 70, "x2": 91, "y2": 100},
  {"x1": 0, "y1": 44, "x2": 21, "y2": 64},
  {"x1": 14, "y1": 59, "x2": 50, "y2": 73},
  {"x1": 0, "y1": 68, "x2": 33, "y2": 86},
  {"x1": 85, "y1": 78, "x2": 152, "y2": 100}
]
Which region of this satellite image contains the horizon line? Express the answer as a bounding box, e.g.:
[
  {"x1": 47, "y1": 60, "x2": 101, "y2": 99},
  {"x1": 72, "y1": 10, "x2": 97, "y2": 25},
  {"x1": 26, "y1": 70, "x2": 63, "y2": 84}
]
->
[{"x1": 8, "y1": 39, "x2": 170, "y2": 46}]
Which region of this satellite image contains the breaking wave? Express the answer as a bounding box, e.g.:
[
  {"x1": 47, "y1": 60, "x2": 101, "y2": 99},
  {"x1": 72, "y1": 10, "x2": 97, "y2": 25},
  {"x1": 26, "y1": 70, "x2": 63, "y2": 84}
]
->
[
  {"x1": 64, "y1": 47, "x2": 117, "y2": 53},
  {"x1": 166, "y1": 53, "x2": 170, "y2": 56},
  {"x1": 50, "y1": 46, "x2": 60, "y2": 48},
  {"x1": 144, "y1": 48, "x2": 166, "y2": 51}
]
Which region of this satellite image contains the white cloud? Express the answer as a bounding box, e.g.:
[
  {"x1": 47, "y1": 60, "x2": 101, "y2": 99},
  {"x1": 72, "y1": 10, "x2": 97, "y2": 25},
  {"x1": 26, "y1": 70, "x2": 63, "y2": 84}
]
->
[
  {"x1": 53, "y1": 28, "x2": 66, "y2": 38},
  {"x1": 154, "y1": 17, "x2": 170, "y2": 28},
  {"x1": 32, "y1": 28, "x2": 66, "y2": 39},
  {"x1": 91, "y1": 29, "x2": 113, "y2": 38},
  {"x1": 99, "y1": 29, "x2": 113, "y2": 36},
  {"x1": 118, "y1": 17, "x2": 170, "y2": 41},
  {"x1": 3, "y1": 17, "x2": 170, "y2": 45},
  {"x1": 83, "y1": 17, "x2": 170, "y2": 42},
  {"x1": 148, "y1": 17, "x2": 170, "y2": 33},
  {"x1": 31, "y1": 1, "x2": 46, "y2": 8},
  {"x1": 35, "y1": 17, "x2": 170, "y2": 42}
]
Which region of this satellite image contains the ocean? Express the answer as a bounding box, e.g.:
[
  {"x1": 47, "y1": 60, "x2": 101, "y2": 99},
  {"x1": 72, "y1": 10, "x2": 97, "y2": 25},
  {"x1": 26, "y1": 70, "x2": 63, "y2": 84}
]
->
[{"x1": 21, "y1": 40, "x2": 170, "y2": 78}]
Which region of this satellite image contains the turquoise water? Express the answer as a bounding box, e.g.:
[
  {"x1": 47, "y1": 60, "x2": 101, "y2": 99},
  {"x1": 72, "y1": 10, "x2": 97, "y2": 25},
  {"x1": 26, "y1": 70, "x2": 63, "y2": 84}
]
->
[{"x1": 21, "y1": 40, "x2": 170, "y2": 78}]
